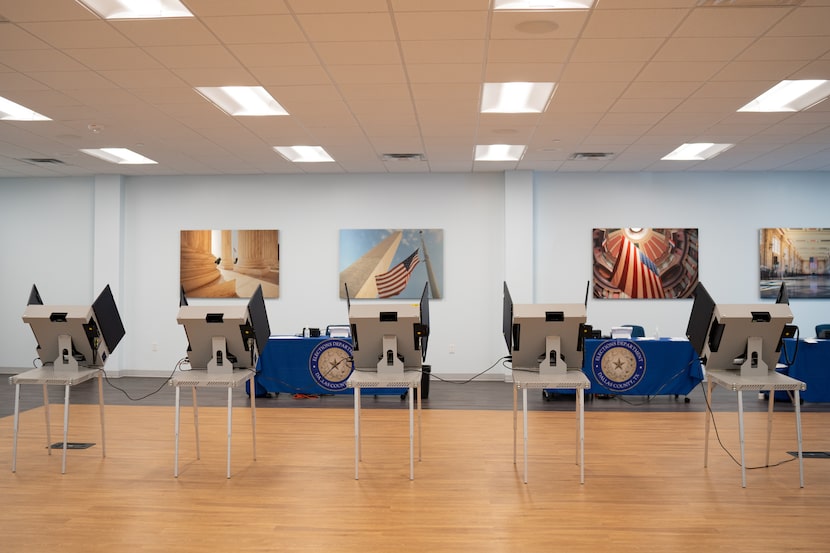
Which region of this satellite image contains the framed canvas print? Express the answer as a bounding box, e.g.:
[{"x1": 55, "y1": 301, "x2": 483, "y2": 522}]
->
[
  {"x1": 339, "y1": 229, "x2": 443, "y2": 300},
  {"x1": 180, "y1": 229, "x2": 279, "y2": 298},
  {"x1": 593, "y1": 228, "x2": 698, "y2": 299},
  {"x1": 760, "y1": 228, "x2": 830, "y2": 299}
]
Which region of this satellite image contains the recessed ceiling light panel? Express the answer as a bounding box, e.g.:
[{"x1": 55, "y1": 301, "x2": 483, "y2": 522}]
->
[
  {"x1": 494, "y1": 0, "x2": 595, "y2": 9},
  {"x1": 197, "y1": 86, "x2": 288, "y2": 117},
  {"x1": 661, "y1": 143, "x2": 734, "y2": 161},
  {"x1": 81, "y1": 148, "x2": 157, "y2": 164},
  {"x1": 738, "y1": 80, "x2": 830, "y2": 113},
  {"x1": 0, "y1": 96, "x2": 51, "y2": 121},
  {"x1": 274, "y1": 146, "x2": 335, "y2": 163},
  {"x1": 475, "y1": 144, "x2": 527, "y2": 161},
  {"x1": 76, "y1": 0, "x2": 193, "y2": 19},
  {"x1": 481, "y1": 82, "x2": 556, "y2": 113}
]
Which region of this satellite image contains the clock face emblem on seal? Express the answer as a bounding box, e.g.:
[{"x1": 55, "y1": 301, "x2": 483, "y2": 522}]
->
[
  {"x1": 309, "y1": 338, "x2": 354, "y2": 392},
  {"x1": 591, "y1": 339, "x2": 646, "y2": 393}
]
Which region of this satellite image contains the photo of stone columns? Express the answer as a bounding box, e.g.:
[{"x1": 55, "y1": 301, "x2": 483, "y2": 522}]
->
[{"x1": 180, "y1": 229, "x2": 279, "y2": 298}]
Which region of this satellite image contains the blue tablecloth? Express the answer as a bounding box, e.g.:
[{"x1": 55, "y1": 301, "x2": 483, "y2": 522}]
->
[
  {"x1": 251, "y1": 335, "x2": 403, "y2": 397},
  {"x1": 581, "y1": 338, "x2": 704, "y2": 396},
  {"x1": 252, "y1": 336, "x2": 345, "y2": 396},
  {"x1": 779, "y1": 339, "x2": 830, "y2": 403}
]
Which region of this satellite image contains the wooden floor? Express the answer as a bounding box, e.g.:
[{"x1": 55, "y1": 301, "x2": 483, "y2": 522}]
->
[{"x1": 1, "y1": 397, "x2": 829, "y2": 553}]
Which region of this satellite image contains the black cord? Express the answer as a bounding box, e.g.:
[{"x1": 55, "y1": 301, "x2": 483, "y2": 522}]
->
[
  {"x1": 101, "y1": 358, "x2": 186, "y2": 401},
  {"x1": 427, "y1": 356, "x2": 511, "y2": 384},
  {"x1": 250, "y1": 372, "x2": 334, "y2": 396},
  {"x1": 595, "y1": 361, "x2": 696, "y2": 406},
  {"x1": 700, "y1": 378, "x2": 797, "y2": 470},
  {"x1": 780, "y1": 326, "x2": 800, "y2": 367}
]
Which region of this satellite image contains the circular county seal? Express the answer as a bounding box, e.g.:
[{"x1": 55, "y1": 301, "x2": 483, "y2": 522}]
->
[{"x1": 591, "y1": 339, "x2": 646, "y2": 393}]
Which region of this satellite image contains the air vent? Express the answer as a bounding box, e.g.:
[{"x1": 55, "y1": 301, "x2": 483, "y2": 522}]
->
[
  {"x1": 20, "y1": 158, "x2": 66, "y2": 165},
  {"x1": 696, "y1": 0, "x2": 803, "y2": 6},
  {"x1": 569, "y1": 152, "x2": 614, "y2": 160},
  {"x1": 381, "y1": 153, "x2": 426, "y2": 161}
]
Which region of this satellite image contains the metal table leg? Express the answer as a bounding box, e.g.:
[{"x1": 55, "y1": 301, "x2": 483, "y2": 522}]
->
[
  {"x1": 226, "y1": 387, "x2": 233, "y2": 479},
  {"x1": 192, "y1": 387, "x2": 200, "y2": 461},
  {"x1": 795, "y1": 389, "x2": 804, "y2": 488},
  {"x1": 98, "y1": 372, "x2": 106, "y2": 459},
  {"x1": 512, "y1": 382, "x2": 517, "y2": 465},
  {"x1": 43, "y1": 384, "x2": 51, "y2": 456},
  {"x1": 174, "y1": 385, "x2": 180, "y2": 478},
  {"x1": 11, "y1": 383, "x2": 20, "y2": 473},
  {"x1": 61, "y1": 384, "x2": 70, "y2": 474},
  {"x1": 522, "y1": 386, "x2": 529, "y2": 484},
  {"x1": 354, "y1": 387, "x2": 360, "y2": 480},
  {"x1": 250, "y1": 374, "x2": 257, "y2": 462},
  {"x1": 737, "y1": 390, "x2": 747, "y2": 488},
  {"x1": 408, "y1": 384, "x2": 414, "y2": 480},
  {"x1": 578, "y1": 388, "x2": 585, "y2": 484}
]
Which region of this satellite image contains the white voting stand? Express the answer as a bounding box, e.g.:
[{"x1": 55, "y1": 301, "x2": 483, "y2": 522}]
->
[
  {"x1": 508, "y1": 300, "x2": 589, "y2": 484},
  {"x1": 347, "y1": 301, "x2": 426, "y2": 480},
  {"x1": 511, "y1": 332, "x2": 588, "y2": 485},
  {"x1": 173, "y1": 304, "x2": 259, "y2": 479},
  {"x1": 12, "y1": 285, "x2": 124, "y2": 474},
  {"x1": 700, "y1": 303, "x2": 805, "y2": 487}
]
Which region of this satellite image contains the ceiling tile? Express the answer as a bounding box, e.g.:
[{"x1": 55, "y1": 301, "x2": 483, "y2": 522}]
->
[
  {"x1": 1, "y1": 1, "x2": 828, "y2": 175},
  {"x1": 202, "y1": 15, "x2": 306, "y2": 44},
  {"x1": 296, "y1": 13, "x2": 396, "y2": 42},
  {"x1": 569, "y1": 38, "x2": 664, "y2": 63},
  {"x1": 582, "y1": 9, "x2": 691, "y2": 39},
  {"x1": 228, "y1": 43, "x2": 320, "y2": 67},
  {"x1": 315, "y1": 41, "x2": 402, "y2": 65},
  {"x1": 674, "y1": 7, "x2": 788, "y2": 38},
  {"x1": 394, "y1": 11, "x2": 488, "y2": 41},
  {"x1": 653, "y1": 37, "x2": 756, "y2": 62},
  {"x1": 18, "y1": 21, "x2": 133, "y2": 49},
  {"x1": 400, "y1": 40, "x2": 485, "y2": 64},
  {"x1": 111, "y1": 19, "x2": 218, "y2": 47},
  {"x1": 183, "y1": 0, "x2": 290, "y2": 16},
  {"x1": 64, "y1": 47, "x2": 165, "y2": 71},
  {"x1": 487, "y1": 39, "x2": 574, "y2": 64}
]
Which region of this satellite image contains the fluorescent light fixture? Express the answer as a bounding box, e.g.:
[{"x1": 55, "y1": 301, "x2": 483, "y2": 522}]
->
[
  {"x1": 274, "y1": 146, "x2": 335, "y2": 163},
  {"x1": 661, "y1": 143, "x2": 734, "y2": 161},
  {"x1": 738, "y1": 80, "x2": 830, "y2": 113},
  {"x1": 196, "y1": 86, "x2": 288, "y2": 117},
  {"x1": 0, "y1": 96, "x2": 50, "y2": 121},
  {"x1": 494, "y1": 0, "x2": 595, "y2": 9},
  {"x1": 475, "y1": 144, "x2": 526, "y2": 161},
  {"x1": 80, "y1": 148, "x2": 158, "y2": 165},
  {"x1": 76, "y1": 0, "x2": 193, "y2": 19},
  {"x1": 481, "y1": 82, "x2": 555, "y2": 113}
]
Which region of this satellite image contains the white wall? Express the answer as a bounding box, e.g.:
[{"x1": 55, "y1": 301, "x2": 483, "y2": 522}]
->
[
  {"x1": 1, "y1": 171, "x2": 828, "y2": 378},
  {"x1": 0, "y1": 178, "x2": 96, "y2": 369},
  {"x1": 119, "y1": 173, "x2": 506, "y2": 377},
  {"x1": 533, "y1": 172, "x2": 830, "y2": 340}
]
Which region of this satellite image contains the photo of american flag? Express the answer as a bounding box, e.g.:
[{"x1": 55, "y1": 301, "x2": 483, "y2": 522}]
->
[
  {"x1": 375, "y1": 250, "x2": 420, "y2": 298},
  {"x1": 592, "y1": 228, "x2": 699, "y2": 300},
  {"x1": 610, "y1": 235, "x2": 665, "y2": 299},
  {"x1": 339, "y1": 229, "x2": 443, "y2": 299}
]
